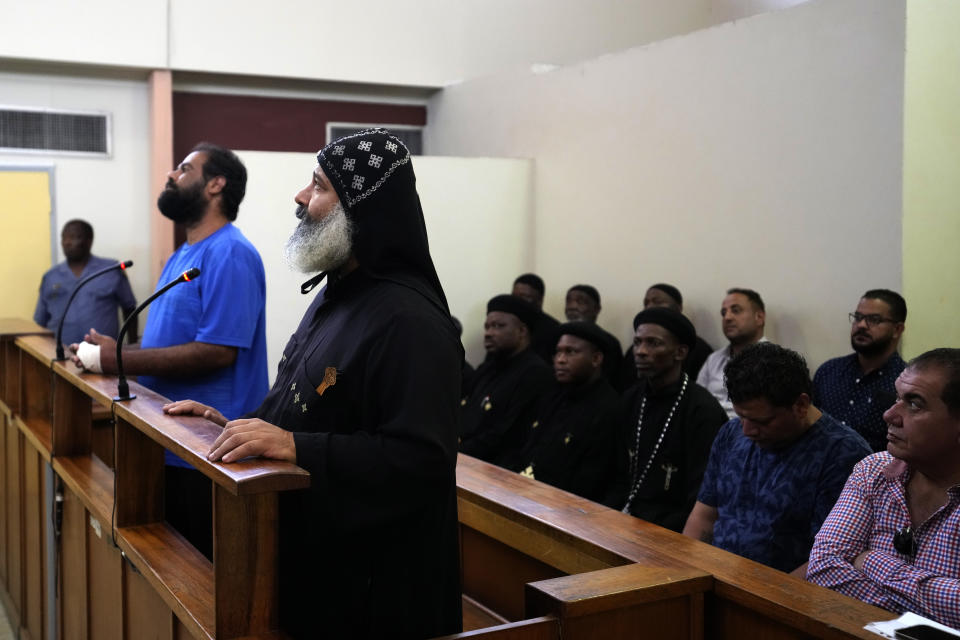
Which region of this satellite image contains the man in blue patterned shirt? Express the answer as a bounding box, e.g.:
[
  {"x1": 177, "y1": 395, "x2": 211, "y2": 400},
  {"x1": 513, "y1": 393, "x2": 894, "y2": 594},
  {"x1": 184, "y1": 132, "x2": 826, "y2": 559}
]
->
[
  {"x1": 813, "y1": 290, "x2": 907, "y2": 452},
  {"x1": 683, "y1": 343, "x2": 871, "y2": 575}
]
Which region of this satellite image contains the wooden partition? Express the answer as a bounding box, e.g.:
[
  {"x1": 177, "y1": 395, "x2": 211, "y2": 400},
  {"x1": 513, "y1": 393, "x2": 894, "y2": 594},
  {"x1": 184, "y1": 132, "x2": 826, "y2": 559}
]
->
[
  {"x1": 0, "y1": 319, "x2": 52, "y2": 640},
  {"x1": 1, "y1": 318, "x2": 900, "y2": 640},
  {"x1": 454, "y1": 455, "x2": 897, "y2": 640},
  {"x1": 1, "y1": 325, "x2": 309, "y2": 640}
]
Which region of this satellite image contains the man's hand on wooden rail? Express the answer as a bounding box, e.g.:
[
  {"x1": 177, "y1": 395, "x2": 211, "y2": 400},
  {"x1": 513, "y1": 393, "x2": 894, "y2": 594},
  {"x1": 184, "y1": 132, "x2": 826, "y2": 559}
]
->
[
  {"x1": 206, "y1": 418, "x2": 297, "y2": 465},
  {"x1": 163, "y1": 399, "x2": 228, "y2": 427}
]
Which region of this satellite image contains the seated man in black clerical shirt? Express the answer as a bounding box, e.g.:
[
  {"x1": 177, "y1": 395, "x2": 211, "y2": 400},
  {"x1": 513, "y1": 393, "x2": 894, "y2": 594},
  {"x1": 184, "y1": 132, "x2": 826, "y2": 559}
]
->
[
  {"x1": 606, "y1": 307, "x2": 728, "y2": 532},
  {"x1": 460, "y1": 294, "x2": 553, "y2": 465},
  {"x1": 512, "y1": 273, "x2": 561, "y2": 364},
  {"x1": 508, "y1": 321, "x2": 620, "y2": 502},
  {"x1": 564, "y1": 283, "x2": 622, "y2": 383},
  {"x1": 618, "y1": 283, "x2": 714, "y2": 390}
]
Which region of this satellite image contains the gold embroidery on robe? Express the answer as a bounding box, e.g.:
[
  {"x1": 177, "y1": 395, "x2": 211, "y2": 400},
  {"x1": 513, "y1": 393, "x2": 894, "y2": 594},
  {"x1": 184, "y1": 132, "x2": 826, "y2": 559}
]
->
[{"x1": 316, "y1": 367, "x2": 338, "y2": 396}]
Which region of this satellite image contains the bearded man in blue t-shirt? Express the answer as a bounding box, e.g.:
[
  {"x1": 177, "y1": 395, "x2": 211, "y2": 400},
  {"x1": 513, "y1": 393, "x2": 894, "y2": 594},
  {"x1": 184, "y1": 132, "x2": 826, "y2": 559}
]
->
[
  {"x1": 682, "y1": 342, "x2": 871, "y2": 576},
  {"x1": 70, "y1": 142, "x2": 268, "y2": 558}
]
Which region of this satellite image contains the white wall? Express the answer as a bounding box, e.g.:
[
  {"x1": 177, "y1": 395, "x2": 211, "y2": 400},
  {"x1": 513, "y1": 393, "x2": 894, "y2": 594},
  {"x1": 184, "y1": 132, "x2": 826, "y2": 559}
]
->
[
  {"x1": 0, "y1": 69, "x2": 155, "y2": 306},
  {"x1": 0, "y1": 1, "x2": 167, "y2": 68},
  {"x1": 425, "y1": 0, "x2": 906, "y2": 371},
  {"x1": 709, "y1": 0, "x2": 810, "y2": 23},
  {"x1": 234, "y1": 151, "x2": 532, "y2": 377},
  {"x1": 0, "y1": 0, "x2": 714, "y2": 88}
]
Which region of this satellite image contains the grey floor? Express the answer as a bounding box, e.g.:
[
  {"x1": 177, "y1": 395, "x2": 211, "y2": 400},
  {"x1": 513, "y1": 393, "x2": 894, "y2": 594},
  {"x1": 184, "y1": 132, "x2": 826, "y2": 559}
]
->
[{"x1": 0, "y1": 598, "x2": 14, "y2": 640}]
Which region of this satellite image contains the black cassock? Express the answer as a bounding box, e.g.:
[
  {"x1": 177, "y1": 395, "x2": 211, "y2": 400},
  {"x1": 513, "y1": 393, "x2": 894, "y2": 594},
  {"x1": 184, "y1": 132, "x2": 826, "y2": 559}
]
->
[
  {"x1": 509, "y1": 377, "x2": 620, "y2": 502},
  {"x1": 251, "y1": 271, "x2": 462, "y2": 639},
  {"x1": 459, "y1": 348, "x2": 553, "y2": 466},
  {"x1": 605, "y1": 377, "x2": 728, "y2": 532}
]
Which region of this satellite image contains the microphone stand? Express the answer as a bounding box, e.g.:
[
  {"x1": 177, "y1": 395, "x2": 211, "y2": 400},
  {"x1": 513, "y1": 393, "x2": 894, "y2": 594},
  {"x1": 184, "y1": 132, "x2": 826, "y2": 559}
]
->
[
  {"x1": 114, "y1": 268, "x2": 201, "y2": 402},
  {"x1": 55, "y1": 260, "x2": 133, "y2": 360}
]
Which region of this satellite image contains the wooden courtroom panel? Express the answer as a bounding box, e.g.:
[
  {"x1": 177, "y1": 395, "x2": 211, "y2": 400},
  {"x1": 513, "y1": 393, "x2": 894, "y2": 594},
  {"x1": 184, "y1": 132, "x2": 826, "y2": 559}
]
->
[
  {"x1": 124, "y1": 557, "x2": 176, "y2": 640},
  {"x1": 213, "y1": 487, "x2": 278, "y2": 639},
  {"x1": 15, "y1": 333, "x2": 309, "y2": 497},
  {"x1": 87, "y1": 513, "x2": 123, "y2": 640},
  {"x1": 525, "y1": 563, "x2": 712, "y2": 640},
  {"x1": 52, "y1": 375, "x2": 93, "y2": 457},
  {"x1": 21, "y1": 444, "x2": 47, "y2": 640},
  {"x1": 456, "y1": 454, "x2": 895, "y2": 640},
  {"x1": 3, "y1": 418, "x2": 23, "y2": 625},
  {"x1": 17, "y1": 350, "x2": 53, "y2": 462},
  {"x1": 0, "y1": 414, "x2": 9, "y2": 584},
  {"x1": 113, "y1": 416, "x2": 164, "y2": 528},
  {"x1": 460, "y1": 526, "x2": 564, "y2": 622},
  {"x1": 60, "y1": 486, "x2": 89, "y2": 640},
  {"x1": 0, "y1": 318, "x2": 49, "y2": 416}
]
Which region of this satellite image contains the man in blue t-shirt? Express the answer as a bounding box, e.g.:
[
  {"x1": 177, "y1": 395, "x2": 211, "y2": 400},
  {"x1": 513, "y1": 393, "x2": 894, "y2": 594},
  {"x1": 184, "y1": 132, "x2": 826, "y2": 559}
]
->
[
  {"x1": 35, "y1": 219, "x2": 137, "y2": 346},
  {"x1": 682, "y1": 342, "x2": 870, "y2": 576},
  {"x1": 70, "y1": 143, "x2": 268, "y2": 559}
]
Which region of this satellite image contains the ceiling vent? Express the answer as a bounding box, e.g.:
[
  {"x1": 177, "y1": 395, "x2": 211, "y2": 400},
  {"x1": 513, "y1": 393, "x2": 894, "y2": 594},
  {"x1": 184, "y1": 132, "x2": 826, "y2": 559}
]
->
[{"x1": 0, "y1": 106, "x2": 111, "y2": 156}]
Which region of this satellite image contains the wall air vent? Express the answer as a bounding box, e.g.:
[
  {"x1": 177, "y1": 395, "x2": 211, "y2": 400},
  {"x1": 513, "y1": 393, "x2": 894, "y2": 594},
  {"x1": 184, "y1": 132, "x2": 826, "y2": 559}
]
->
[
  {"x1": 328, "y1": 123, "x2": 423, "y2": 155},
  {"x1": 0, "y1": 106, "x2": 111, "y2": 156}
]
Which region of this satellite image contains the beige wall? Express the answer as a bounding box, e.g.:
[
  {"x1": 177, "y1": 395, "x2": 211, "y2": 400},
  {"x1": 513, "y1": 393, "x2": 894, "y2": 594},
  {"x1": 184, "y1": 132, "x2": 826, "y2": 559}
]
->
[
  {"x1": 426, "y1": 0, "x2": 906, "y2": 371},
  {"x1": 901, "y1": 0, "x2": 960, "y2": 358},
  {"x1": 234, "y1": 152, "x2": 533, "y2": 376}
]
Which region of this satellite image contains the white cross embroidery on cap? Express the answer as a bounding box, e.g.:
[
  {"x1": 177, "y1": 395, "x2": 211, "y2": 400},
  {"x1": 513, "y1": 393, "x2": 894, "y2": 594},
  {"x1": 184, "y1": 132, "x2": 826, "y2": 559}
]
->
[
  {"x1": 331, "y1": 145, "x2": 345, "y2": 156},
  {"x1": 343, "y1": 158, "x2": 355, "y2": 171},
  {"x1": 358, "y1": 141, "x2": 372, "y2": 151},
  {"x1": 352, "y1": 175, "x2": 365, "y2": 190},
  {"x1": 368, "y1": 154, "x2": 383, "y2": 168},
  {"x1": 385, "y1": 141, "x2": 398, "y2": 153}
]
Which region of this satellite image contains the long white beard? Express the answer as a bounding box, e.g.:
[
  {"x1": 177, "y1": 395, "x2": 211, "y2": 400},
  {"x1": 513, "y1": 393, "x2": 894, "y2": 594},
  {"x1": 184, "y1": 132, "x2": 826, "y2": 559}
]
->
[{"x1": 283, "y1": 202, "x2": 353, "y2": 273}]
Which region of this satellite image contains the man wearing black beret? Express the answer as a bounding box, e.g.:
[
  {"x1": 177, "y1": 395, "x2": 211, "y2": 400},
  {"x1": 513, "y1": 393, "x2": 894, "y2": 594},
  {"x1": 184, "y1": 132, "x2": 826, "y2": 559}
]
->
[
  {"x1": 605, "y1": 307, "x2": 728, "y2": 532},
  {"x1": 459, "y1": 294, "x2": 554, "y2": 465},
  {"x1": 508, "y1": 321, "x2": 620, "y2": 501},
  {"x1": 617, "y1": 283, "x2": 715, "y2": 389}
]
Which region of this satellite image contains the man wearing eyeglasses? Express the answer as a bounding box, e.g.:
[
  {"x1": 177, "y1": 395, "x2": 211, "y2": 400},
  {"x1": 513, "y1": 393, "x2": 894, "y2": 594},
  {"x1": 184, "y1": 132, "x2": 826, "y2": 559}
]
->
[
  {"x1": 813, "y1": 290, "x2": 907, "y2": 452},
  {"x1": 807, "y1": 349, "x2": 960, "y2": 630}
]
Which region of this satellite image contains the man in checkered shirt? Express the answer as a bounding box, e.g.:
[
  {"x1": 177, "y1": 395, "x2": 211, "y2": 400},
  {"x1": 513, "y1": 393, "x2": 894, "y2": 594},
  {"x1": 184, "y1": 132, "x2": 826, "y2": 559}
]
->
[{"x1": 807, "y1": 348, "x2": 960, "y2": 630}]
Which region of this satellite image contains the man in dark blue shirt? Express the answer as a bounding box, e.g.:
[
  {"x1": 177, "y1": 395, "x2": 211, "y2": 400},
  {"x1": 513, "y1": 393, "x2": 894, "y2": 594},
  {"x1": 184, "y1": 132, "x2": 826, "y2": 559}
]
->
[
  {"x1": 683, "y1": 343, "x2": 871, "y2": 576},
  {"x1": 34, "y1": 219, "x2": 137, "y2": 346},
  {"x1": 813, "y1": 289, "x2": 907, "y2": 452}
]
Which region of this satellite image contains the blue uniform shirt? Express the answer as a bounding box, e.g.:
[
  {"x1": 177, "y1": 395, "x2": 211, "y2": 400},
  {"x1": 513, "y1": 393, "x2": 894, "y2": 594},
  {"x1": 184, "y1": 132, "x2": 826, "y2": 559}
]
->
[
  {"x1": 138, "y1": 223, "x2": 268, "y2": 464},
  {"x1": 698, "y1": 412, "x2": 871, "y2": 573},
  {"x1": 34, "y1": 255, "x2": 137, "y2": 345}
]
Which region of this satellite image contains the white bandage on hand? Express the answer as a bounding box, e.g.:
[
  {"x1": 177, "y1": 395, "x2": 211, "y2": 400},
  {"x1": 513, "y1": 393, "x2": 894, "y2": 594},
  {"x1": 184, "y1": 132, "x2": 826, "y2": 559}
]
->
[{"x1": 75, "y1": 342, "x2": 102, "y2": 373}]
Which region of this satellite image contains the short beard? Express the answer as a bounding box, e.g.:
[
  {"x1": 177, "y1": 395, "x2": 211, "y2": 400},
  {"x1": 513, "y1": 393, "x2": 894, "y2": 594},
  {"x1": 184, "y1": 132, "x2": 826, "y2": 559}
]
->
[
  {"x1": 283, "y1": 202, "x2": 353, "y2": 274},
  {"x1": 157, "y1": 180, "x2": 207, "y2": 226},
  {"x1": 851, "y1": 333, "x2": 892, "y2": 358}
]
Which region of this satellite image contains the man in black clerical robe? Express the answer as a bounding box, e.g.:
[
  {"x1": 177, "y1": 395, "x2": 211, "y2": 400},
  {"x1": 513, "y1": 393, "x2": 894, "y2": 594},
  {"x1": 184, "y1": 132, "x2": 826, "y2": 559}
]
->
[
  {"x1": 510, "y1": 322, "x2": 619, "y2": 502},
  {"x1": 617, "y1": 283, "x2": 713, "y2": 391},
  {"x1": 605, "y1": 307, "x2": 728, "y2": 532},
  {"x1": 460, "y1": 295, "x2": 553, "y2": 466},
  {"x1": 165, "y1": 129, "x2": 461, "y2": 639},
  {"x1": 512, "y1": 273, "x2": 561, "y2": 365}
]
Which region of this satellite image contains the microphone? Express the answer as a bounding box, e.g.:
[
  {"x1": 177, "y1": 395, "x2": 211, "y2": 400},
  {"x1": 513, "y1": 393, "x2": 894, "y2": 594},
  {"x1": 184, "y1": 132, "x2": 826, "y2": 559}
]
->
[
  {"x1": 114, "y1": 268, "x2": 200, "y2": 402},
  {"x1": 55, "y1": 260, "x2": 133, "y2": 360}
]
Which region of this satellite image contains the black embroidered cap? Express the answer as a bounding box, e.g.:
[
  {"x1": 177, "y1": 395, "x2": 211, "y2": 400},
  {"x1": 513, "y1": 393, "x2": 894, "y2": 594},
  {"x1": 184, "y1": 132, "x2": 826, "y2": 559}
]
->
[
  {"x1": 317, "y1": 128, "x2": 410, "y2": 212},
  {"x1": 633, "y1": 307, "x2": 696, "y2": 350}
]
